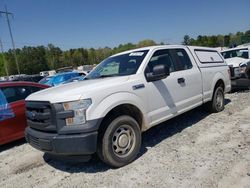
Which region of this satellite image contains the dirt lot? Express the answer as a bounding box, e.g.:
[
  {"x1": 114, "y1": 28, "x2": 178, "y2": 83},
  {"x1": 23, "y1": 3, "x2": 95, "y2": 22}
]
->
[{"x1": 0, "y1": 91, "x2": 250, "y2": 188}]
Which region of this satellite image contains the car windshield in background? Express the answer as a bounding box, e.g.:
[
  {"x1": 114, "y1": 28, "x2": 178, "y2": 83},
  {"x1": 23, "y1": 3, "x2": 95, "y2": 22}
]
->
[
  {"x1": 221, "y1": 48, "x2": 249, "y2": 59},
  {"x1": 86, "y1": 50, "x2": 149, "y2": 79},
  {"x1": 63, "y1": 76, "x2": 85, "y2": 84},
  {"x1": 39, "y1": 76, "x2": 53, "y2": 84}
]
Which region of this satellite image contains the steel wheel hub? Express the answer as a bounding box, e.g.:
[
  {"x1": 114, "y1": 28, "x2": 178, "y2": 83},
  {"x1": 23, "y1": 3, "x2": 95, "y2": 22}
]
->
[
  {"x1": 216, "y1": 91, "x2": 223, "y2": 109},
  {"x1": 112, "y1": 125, "x2": 135, "y2": 157},
  {"x1": 118, "y1": 134, "x2": 129, "y2": 148}
]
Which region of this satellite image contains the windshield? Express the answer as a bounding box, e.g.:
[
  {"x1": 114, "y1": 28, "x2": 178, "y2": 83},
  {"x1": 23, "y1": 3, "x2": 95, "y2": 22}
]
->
[
  {"x1": 86, "y1": 50, "x2": 149, "y2": 79},
  {"x1": 221, "y1": 48, "x2": 249, "y2": 59}
]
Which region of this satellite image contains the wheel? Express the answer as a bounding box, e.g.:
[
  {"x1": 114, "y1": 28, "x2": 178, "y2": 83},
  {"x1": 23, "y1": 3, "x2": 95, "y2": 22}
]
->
[
  {"x1": 206, "y1": 86, "x2": 225, "y2": 113},
  {"x1": 97, "y1": 115, "x2": 141, "y2": 167}
]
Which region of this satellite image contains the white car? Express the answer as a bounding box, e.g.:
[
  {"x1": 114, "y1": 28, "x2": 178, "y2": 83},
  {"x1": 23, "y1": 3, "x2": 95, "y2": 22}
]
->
[
  {"x1": 221, "y1": 46, "x2": 250, "y2": 89},
  {"x1": 25, "y1": 45, "x2": 231, "y2": 167}
]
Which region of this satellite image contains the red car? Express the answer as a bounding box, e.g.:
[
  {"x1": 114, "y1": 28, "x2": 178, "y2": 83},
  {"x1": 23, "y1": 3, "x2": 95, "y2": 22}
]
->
[{"x1": 0, "y1": 81, "x2": 49, "y2": 145}]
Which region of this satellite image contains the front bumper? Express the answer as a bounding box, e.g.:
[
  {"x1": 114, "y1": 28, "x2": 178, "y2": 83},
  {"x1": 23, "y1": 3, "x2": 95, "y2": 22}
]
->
[
  {"x1": 231, "y1": 78, "x2": 250, "y2": 89},
  {"x1": 25, "y1": 127, "x2": 98, "y2": 155}
]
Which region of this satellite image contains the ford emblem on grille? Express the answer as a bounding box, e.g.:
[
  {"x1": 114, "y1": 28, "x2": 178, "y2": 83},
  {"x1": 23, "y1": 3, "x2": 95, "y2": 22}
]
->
[{"x1": 27, "y1": 111, "x2": 36, "y2": 120}]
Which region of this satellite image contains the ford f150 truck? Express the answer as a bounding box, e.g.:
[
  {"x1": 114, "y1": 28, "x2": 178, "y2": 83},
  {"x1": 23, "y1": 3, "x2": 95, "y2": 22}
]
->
[
  {"x1": 25, "y1": 45, "x2": 231, "y2": 167},
  {"x1": 221, "y1": 46, "x2": 250, "y2": 89}
]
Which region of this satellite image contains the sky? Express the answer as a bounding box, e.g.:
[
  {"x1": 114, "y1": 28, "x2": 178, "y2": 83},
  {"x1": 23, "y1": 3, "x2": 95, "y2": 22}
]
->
[{"x1": 0, "y1": 0, "x2": 249, "y2": 50}]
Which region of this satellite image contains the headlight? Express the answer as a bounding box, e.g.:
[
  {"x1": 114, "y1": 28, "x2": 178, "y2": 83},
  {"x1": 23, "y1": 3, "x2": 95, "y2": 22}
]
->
[
  {"x1": 239, "y1": 66, "x2": 246, "y2": 74},
  {"x1": 63, "y1": 99, "x2": 92, "y2": 126},
  {"x1": 239, "y1": 63, "x2": 246, "y2": 74}
]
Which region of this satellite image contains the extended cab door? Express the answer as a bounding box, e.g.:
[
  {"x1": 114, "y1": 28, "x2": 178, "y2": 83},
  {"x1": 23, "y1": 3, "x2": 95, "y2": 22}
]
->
[{"x1": 145, "y1": 47, "x2": 203, "y2": 127}]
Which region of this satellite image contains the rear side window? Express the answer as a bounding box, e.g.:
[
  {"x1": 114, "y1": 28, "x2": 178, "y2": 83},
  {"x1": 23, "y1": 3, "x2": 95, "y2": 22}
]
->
[
  {"x1": 1, "y1": 86, "x2": 32, "y2": 103},
  {"x1": 195, "y1": 50, "x2": 224, "y2": 63},
  {"x1": 171, "y1": 49, "x2": 193, "y2": 70}
]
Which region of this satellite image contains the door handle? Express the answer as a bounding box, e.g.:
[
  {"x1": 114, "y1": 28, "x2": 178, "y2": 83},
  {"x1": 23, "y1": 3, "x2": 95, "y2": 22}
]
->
[{"x1": 177, "y1": 77, "x2": 185, "y2": 84}]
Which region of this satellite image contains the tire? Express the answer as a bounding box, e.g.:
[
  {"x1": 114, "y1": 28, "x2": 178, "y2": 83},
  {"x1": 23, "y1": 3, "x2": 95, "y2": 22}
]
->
[
  {"x1": 206, "y1": 86, "x2": 225, "y2": 113},
  {"x1": 97, "y1": 115, "x2": 141, "y2": 168}
]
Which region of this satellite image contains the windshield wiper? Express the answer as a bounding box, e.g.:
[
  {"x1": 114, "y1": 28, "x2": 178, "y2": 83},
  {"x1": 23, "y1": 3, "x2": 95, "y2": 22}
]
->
[
  {"x1": 97, "y1": 75, "x2": 117, "y2": 78},
  {"x1": 85, "y1": 74, "x2": 118, "y2": 80}
]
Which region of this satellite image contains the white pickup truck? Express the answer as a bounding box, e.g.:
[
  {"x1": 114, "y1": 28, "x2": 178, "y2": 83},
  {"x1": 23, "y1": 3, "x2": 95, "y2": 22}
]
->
[
  {"x1": 25, "y1": 45, "x2": 231, "y2": 167},
  {"x1": 221, "y1": 46, "x2": 250, "y2": 89}
]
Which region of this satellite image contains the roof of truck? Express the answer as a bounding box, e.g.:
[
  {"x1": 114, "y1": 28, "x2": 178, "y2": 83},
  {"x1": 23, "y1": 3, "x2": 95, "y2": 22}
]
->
[{"x1": 112, "y1": 45, "x2": 220, "y2": 57}]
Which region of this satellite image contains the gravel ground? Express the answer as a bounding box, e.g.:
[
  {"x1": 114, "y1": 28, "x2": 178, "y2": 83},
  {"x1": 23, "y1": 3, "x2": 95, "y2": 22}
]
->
[{"x1": 0, "y1": 91, "x2": 250, "y2": 188}]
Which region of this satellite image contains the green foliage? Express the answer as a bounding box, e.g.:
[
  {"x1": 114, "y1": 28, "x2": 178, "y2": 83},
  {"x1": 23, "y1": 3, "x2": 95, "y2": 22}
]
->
[
  {"x1": 182, "y1": 35, "x2": 191, "y2": 45},
  {"x1": 0, "y1": 39, "x2": 158, "y2": 76},
  {"x1": 1, "y1": 30, "x2": 250, "y2": 77},
  {"x1": 0, "y1": 54, "x2": 6, "y2": 76},
  {"x1": 183, "y1": 30, "x2": 250, "y2": 47},
  {"x1": 137, "y1": 40, "x2": 156, "y2": 48},
  {"x1": 19, "y1": 46, "x2": 49, "y2": 74}
]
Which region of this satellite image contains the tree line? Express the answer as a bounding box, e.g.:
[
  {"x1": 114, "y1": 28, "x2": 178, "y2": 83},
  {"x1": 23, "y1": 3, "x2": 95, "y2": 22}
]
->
[
  {"x1": 0, "y1": 40, "x2": 157, "y2": 76},
  {"x1": 0, "y1": 30, "x2": 250, "y2": 77},
  {"x1": 182, "y1": 30, "x2": 250, "y2": 47}
]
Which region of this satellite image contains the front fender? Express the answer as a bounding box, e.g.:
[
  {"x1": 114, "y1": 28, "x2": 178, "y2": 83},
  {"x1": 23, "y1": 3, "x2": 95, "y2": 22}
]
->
[{"x1": 87, "y1": 92, "x2": 149, "y2": 128}]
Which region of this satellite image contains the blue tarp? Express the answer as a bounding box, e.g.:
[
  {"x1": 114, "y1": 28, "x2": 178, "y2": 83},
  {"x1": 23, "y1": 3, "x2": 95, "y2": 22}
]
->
[{"x1": 0, "y1": 89, "x2": 15, "y2": 121}]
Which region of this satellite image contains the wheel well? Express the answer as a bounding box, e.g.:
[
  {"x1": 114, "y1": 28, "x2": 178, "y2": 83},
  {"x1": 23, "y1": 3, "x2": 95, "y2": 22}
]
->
[
  {"x1": 99, "y1": 104, "x2": 143, "y2": 131},
  {"x1": 214, "y1": 79, "x2": 225, "y2": 91}
]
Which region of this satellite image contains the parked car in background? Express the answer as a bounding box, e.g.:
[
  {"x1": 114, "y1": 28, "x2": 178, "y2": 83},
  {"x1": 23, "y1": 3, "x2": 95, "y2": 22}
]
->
[
  {"x1": 56, "y1": 66, "x2": 74, "y2": 73},
  {"x1": 76, "y1": 70, "x2": 88, "y2": 76},
  {"x1": 0, "y1": 82, "x2": 49, "y2": 145},
  {"x1": 9, "y1": 74, "x2": 26, "y2": 81},
  {"x1": 62, "y1": 76, "x2": 85, "y2": 84},
  {"x1": 38, "y1": 76, "x2": 53, "y2": 85},
  {"x1": 11, "y1": 75, "x2": 44, "y2": 83},
  {"x1": 0, "y1": 76, "x2": 9, "y2": 81},
  {"x1": 39, "y1": 72, "x2": 80, "y2": 86},
  {"x1": 221, "y1": 46, "x2": 250, "y2": 89},
  {"x1": 40, "y1": 70, "x2": 56, "y2": 77}
]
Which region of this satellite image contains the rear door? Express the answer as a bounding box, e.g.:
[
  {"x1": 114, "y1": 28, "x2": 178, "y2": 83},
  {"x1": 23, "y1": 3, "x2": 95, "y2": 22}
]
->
[
  {"x1": 169, "y1": 48, "x2": 203, "y2": 113},
  {"x1": 145, "y1": 47, "x2": 203, "y2": 127}
]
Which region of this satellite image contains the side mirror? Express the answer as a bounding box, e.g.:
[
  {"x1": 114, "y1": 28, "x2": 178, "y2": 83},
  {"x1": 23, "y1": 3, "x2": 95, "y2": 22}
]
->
[{"x1": 146, "y1": 64, "x2": 170, "y2": 82}]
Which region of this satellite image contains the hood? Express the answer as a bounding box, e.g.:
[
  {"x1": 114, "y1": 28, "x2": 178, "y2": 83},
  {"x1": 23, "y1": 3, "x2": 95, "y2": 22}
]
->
[
  {"x1": 225, "y1": 57, "x2": 250, "y2": 67},
  {"x1": 26, "y1": 76, "x2": 129, "y2": 103}
]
